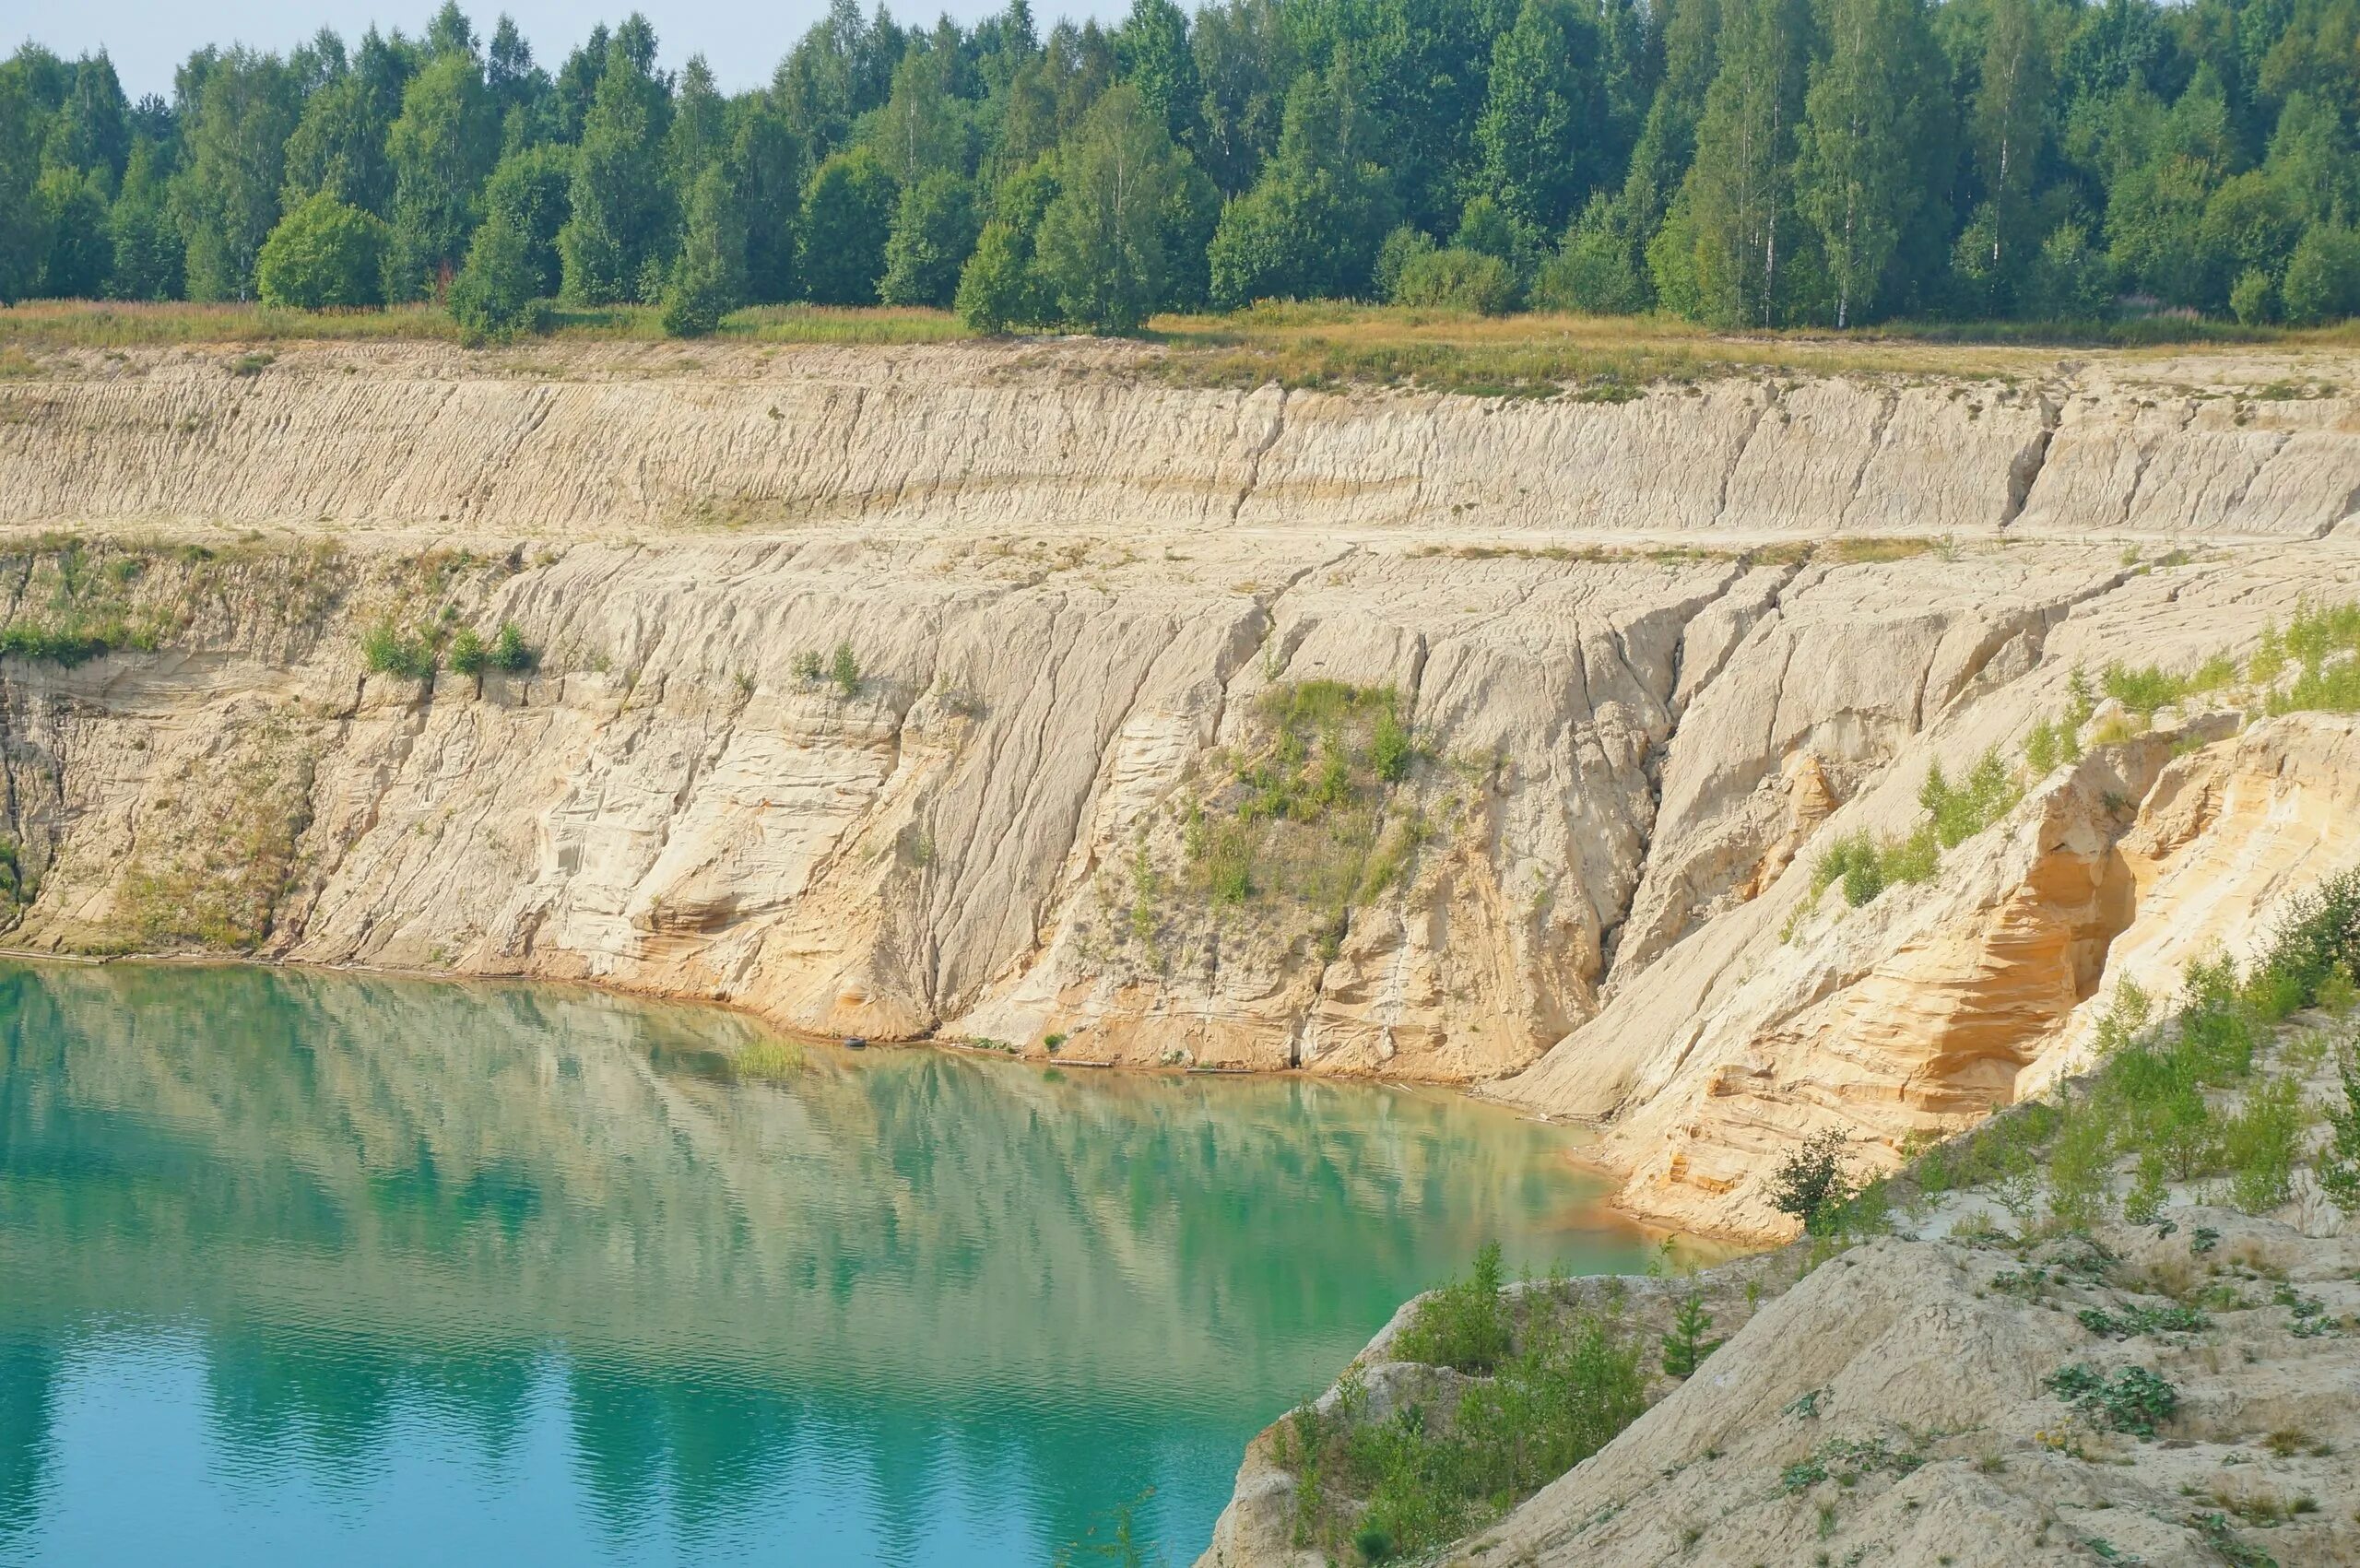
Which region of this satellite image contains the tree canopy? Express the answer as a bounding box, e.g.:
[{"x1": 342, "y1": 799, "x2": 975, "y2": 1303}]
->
[{"x1": 6, "y1": 0, "x2": 2360, "y2": 333}]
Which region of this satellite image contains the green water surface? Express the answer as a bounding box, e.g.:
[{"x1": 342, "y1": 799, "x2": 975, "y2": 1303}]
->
[{"x1": 0, "y1": 961, "x2": 1660, "y2": 1565}]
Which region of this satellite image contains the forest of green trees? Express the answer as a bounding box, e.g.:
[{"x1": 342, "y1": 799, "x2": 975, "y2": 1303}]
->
[{"x1": 4, "y1": 0, "x2": 2360, "y2": 338}]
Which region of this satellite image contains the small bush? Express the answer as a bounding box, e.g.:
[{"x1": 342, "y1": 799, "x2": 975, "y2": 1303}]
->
[
  {"x1": 2024, "y1": 716, "x2": 2080, "y2": 776},
  {"x1": 1807, "y1": 763, "x2": 1990, "y2": 914},
  {"x1": 2229, "y1": 267, "x2": 2277, "y2": 326},
  {"x1": 2044, "y1": 1362, "x2": 2178, "y2": 1436},
  {"x1": 2281, "y1": 224, "x2": 2360, "y2": 325},
  {"x1": 2101, "y1": 662, "x2": 2188, "y2": 721},
  {"x1": 1394, "y1": 1240, "x2": 1510, "y2": 1373},
  {"x1": 491, "y1": 621, "x2": 535, "y2": 672},
  {"x1": 443, "y1": 623, "x2": 533, "y2": 678},
  {"x1": 1921, "y1": 749, "x2": 2022, "y2": 848},
  {"x1": 2122, "y1": 1147, "x2": 2170, "y2": 1224},
  {"x1": 449, "y1": 213, "x2": 549, "y2": 343},
  {"x1": 256, "y1": 193, "x2": 389, "y2": 309},
  {"x1": 829, "y1": 640, "x2": 861, "y2": 697},
  {"x1": 1766, "y1": 1128, "x2": 1859, "y2": 1234},
  {"x1": 1370, "y1": 711, "x2": 1412, "y2": 784},
  {"x1": 448, "y1": 627, "x2": 489, "y2": 676},
  {"x1": 2221, "y1": 1076, "x2": 2307, "y2": 1213},
  {"x1": 2100, "y1": 654, "x2": 2233, "y2": 721},
  {"x1": 1913, "y1": 1100, "x2": 2060, "y2": 1198},
  {"x1": 1780, "y1": 1436, "x2": 1925, "y2": 1493},
  {"x1": 2256, "y1": 602, "x2": 2360, "y2": 717},
  {"x1": 2260, "y1": 868, "x2": 2360, "y2": 1004},
  {"x1": 1318, "y1": 1299, "x2": 1644, "y2": 1559},
  {"x1": 1371, "y1": 225, "x2": 1436, "y2": 303},
  {"x1": 2077, "y1": 1302, "x2": 2209, "y2": 1338},
  {"x1": 1388, "y1": 247, "x2": 1519, "y2": 314},
  {"x1": 2250, "y1": 621, "x2": 2287, "y2": 685},
  {"x1": 1193, "y1": 812, "x2": 1255, "y2": 904},
  {"x1": 2048, "y1": 1104, "x2": 2118, "y2": 1229},
  {"x1": 2321, "y1": 1043, "x2": 2360, "y2": 1214},
  {"x1": 1812, "y1": 830, "x2": 1891, "y2": 906},
  {"x1": 360, "y1": 621, "x2": 436, "y2": 681},
  {"x1": 1530, "y1": 195, "x2": 1650, "y2": 313}
]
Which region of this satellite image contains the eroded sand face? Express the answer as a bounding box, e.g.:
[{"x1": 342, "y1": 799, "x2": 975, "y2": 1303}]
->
[{"x1": 3, "y1": 340, "x2": 2359, "y2": 1238}]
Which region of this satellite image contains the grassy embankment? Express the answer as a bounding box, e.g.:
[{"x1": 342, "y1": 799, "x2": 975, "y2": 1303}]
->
[{"x1": 5, "y1": 298, "x2": 2354, "y2": 398}]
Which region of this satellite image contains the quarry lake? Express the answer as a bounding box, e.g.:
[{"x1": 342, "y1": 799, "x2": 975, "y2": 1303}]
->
[{"x1": 0, "y1": 961, "x2": 1663, "y2": 1566}]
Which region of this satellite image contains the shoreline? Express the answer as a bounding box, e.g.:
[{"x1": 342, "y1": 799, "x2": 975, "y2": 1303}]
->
[{"x1": 0, "y1": 941, "x2": 1739, "y2": 1250}]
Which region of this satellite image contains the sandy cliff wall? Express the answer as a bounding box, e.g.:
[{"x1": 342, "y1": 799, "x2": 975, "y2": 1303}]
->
[
  {"x1": 3, "y1": 342, "x2": 2357, "y2": 540},
  {"x1": 4, "y1": 341, "x2": 2360, "y2": 1240}
]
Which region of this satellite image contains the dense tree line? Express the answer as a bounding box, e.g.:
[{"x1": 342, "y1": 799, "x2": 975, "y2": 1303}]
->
[{"x1": 6, "y1": 0, "x2": 2360, "y2": 336}]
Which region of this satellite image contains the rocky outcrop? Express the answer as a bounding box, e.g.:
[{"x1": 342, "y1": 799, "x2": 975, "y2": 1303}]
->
[
  {"x1": 1499, "y1": 550, "x2": 2360, "y2": 1237},
  {"x1": 5, "y1": 342, "x2": 2360, "y2": 1242},
  {"x1": 1200, "y1": 1214, "x2": 2360, "y2": 1568}
]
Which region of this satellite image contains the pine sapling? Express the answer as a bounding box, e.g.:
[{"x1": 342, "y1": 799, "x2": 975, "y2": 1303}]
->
[{"x1": 1661, "y1": 1288, "x2": 1723, "y2": 1378}]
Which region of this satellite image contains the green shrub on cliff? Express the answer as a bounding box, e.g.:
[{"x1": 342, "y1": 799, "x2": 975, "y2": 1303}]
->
[
  {"x1": 1393, "y1": 1240, "x2": 1509, "y2": 1373},
  {"x1": 1896, "y1": 867, "x2": 2360, "y2": 1238},
  {"x1": 0, "y1": 539, "x2": 180, "y2": 666},
  {"x1": 1177, "y1": 680, "x2": 1425, "y2": 925},
  {"x1": 448, "y1": 628, "x2": 489, "y2": 676},
  {"x1": 1808, "y1": 749, "x2": 2021, "y2": 913},
  {"x1": 1767, "y1": 1129, "x2": 1861, "y2": 1235},
  {"x1": 829, "y1": 641, "x2": 860, "y2": 696},
  {"x1": 1660, "y1": 1290, "x2": 1722, "y2": 1378},
  {"x1": 1922, "y1": 751, "x2": 2023, "y2": 848},
  {"x1": 361, "y1": 621, "x2": 437, "y2": 681},
  {"x1": 0, "y1": 620, "x2": 137, "y2": 665},
  {"x1": 417, "y1": 621, "x2": 534, "y2": 682},
  {"x1": 2043, "y1": 1362, "x2": 2178, "y2": 1436},
  {"x1": 492, "y1": 622, "x2": 535, "y2": 672},
  {"x1": 1278, "y1": 1252, "x2": 1646, "y2": 1560},
  {"x1": 2321, "y1": 1045, "x2": 2360, "y2": 1214}
]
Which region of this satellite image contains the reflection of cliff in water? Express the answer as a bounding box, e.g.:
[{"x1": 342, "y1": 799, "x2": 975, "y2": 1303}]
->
[{"x1": 0, "y1": 961, "x2": 1650, "y2": 1560}]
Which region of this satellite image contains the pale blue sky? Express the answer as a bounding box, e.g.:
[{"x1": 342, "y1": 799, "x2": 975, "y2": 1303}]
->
[{"x1": 13, "y1": 1, "x2": 1132, "y2": 102}]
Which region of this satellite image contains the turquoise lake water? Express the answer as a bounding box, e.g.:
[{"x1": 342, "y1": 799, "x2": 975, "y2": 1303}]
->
[{"x1": 0, "y1": 961, "x2": 1664, "y2": 1565}]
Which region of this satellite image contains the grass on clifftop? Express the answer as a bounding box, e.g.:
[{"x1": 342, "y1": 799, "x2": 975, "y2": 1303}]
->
[
  {"x1": 1137, "y1": 301, "x2": 2299, "y2": 397},
  {"x1": 0, "y1": 300, "x2": 969, "y2": 354},
  {"x1": 7, "y1": 298, "x2": 2346, "y2": 396}
]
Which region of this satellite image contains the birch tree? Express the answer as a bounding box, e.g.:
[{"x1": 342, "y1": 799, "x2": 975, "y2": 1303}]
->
[{"x1": 1798, "y1": 0, "x2": 1932, "y2": 325}]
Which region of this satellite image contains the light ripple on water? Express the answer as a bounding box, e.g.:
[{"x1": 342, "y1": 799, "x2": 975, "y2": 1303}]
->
[{"x1": 0, "y1": 961, "x2": 1670, "y2": 1565}]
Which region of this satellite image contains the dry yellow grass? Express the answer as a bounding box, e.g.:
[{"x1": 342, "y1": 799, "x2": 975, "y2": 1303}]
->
[
  {"x1": 1148, "y1": 303, "x2": 2034, "y2": 394},
  {"x1": 0, "y1": 300, "x2": 467, "y2": 349},
  {"x1": 1138, "y1": 301, "x2": 2352, "y2": 395},
  {"x1": 6, "y1": 296, "x2": 2351, "y2": 395},
  {"x1": 0, "y1": 300, "x2": 970, "y2": 353}
]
